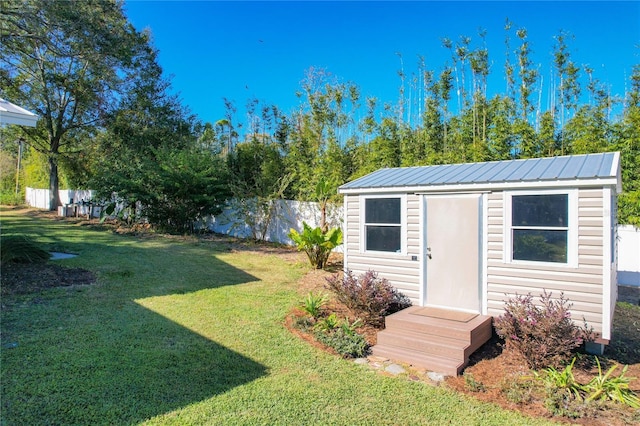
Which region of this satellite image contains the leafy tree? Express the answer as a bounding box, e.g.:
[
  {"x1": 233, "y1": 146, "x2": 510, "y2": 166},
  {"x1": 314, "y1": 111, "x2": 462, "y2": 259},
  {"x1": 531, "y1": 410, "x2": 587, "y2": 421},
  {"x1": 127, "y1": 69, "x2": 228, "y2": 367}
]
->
[
  {"x1": 553, "y1": 30, "x2": 581, "y2": 155},
  {"x1": 88, "y1": 36, "x2": 231, "y2": 233},
  {"x1": 225, "y1": 137, "x2": 292, "y2": 240},
  {"x1": 615, "y1": 65, "x2": 640, "y2": 225},
  {"x1": 140, "y1": 147, "x2": 231, "y2": 233},
  {"x1": 287, "y1": 68, "x2": 360, "y2": 200},
  {"x1": 0, "y1": 0, "x2": 148, "y2": 209}
]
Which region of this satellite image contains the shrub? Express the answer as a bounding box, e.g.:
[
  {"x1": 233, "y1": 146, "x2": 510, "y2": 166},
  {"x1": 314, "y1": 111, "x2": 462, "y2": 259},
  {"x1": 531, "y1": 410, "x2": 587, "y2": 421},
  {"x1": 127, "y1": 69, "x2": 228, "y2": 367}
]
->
[
  {"x1": 0, "y1": 190, "x2": 24, "y2": 205},
  {"x1": 494, "y1": 291, "x2": 595, "y2": 369},
  {"x1": 314, "y1": 328, "x2": 368, "y2": 358},
  {"x1": 325, "y1": 270, "x2": 411, "y2": 326},
  {"x1": 289, "y1": 222, "x2": 342, "y2": 269},
  {"x1": 1, "y1": 235, "x2": 50, "y2": 265}
]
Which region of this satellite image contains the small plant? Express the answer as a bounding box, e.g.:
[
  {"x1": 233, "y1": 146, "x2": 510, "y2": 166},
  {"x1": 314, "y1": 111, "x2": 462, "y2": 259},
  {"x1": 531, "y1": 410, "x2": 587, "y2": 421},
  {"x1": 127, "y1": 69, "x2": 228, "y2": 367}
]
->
[
  {"x1": 500, "y1": 375, "x2": 537, "y2": 404},
  {"x1": 292, "y1": 316, "x2": 314, "y2": 332},
  {"x1": 325, "y1": 270, "x2": 411, "y2": 326},
  {"x1": 464, "y1": 372, "x2": 486, "y2": 392},
  {"x1": 314, "y1": 313, "x2": 340, "y2": 332},
  {"x1": 301, "y1": 292, "x2": 328, "y2": 319},
  {"x1": 288, "y1": 222, "x2": 342, "y2": 269},
  {"x1": 340, "y1": 318, "x2": 363, "y2": 335},
  {"x1": 583, "y1": 357, "x2": 640, "y2": 408},
  {"x1": 314, "y1": 328, "x2": 369, "y2": 358},
  {"x1": 494, "y1": 291, "x2": 595, "y2": 369},
  {"x1": 543, "y1": 390, "x2": 592, "y2": 419},
  {"x1": 538, "y1": 357, "x2": 583, "y2": 401},
  {"x1": 0, "y1": 235, "x2": 50, "y2": 265}
]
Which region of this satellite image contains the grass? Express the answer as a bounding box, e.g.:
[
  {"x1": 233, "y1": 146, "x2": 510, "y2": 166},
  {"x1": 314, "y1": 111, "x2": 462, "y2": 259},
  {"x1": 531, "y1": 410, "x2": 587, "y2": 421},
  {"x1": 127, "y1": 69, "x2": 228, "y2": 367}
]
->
[{"x1": 0, "y1": 207, "x2": 557, "y2": 425}]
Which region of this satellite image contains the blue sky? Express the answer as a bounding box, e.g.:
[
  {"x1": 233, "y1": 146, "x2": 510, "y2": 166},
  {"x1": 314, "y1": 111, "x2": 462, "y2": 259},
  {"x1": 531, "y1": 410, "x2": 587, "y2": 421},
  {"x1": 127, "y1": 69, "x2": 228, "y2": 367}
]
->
[{"x1": 124, "y1": 1, "x2": 640, "y2": 130}]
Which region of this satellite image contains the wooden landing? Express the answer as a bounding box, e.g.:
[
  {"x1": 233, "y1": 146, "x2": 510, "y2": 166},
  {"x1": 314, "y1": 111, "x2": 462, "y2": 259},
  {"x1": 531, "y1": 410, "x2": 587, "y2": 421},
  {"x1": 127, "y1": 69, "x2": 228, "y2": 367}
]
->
[{"x1": 371, "y1": 306, "x2": 493, "y2": 376}]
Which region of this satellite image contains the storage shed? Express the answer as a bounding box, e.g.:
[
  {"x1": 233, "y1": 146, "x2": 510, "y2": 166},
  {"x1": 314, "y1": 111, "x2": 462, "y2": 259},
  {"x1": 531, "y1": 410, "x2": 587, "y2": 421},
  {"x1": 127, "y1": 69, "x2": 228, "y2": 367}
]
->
[{"x1": 338, "y1": 152, "x2": 621, "y2": 373}]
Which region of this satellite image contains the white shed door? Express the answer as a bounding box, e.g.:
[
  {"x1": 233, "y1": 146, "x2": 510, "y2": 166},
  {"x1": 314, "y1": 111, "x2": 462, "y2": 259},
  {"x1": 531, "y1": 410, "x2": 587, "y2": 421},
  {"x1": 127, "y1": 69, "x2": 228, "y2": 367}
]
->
[{"x1": 424, "y1": 195, "x2": 481, "y2": 312}]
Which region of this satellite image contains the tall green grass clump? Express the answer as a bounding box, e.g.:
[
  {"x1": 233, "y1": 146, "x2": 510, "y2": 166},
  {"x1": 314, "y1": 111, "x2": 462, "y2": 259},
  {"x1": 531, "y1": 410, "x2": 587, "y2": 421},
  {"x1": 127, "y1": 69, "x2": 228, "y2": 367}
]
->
[{"x1": 1, "y1": 235, "x2": 50, "y2": 264}]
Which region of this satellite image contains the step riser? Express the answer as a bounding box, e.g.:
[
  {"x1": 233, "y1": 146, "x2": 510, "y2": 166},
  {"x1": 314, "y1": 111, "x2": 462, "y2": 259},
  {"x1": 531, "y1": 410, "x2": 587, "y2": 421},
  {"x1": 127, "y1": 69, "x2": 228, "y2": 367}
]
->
[
  {"x1": 372, "y1": 345, "x2": 462, "y2": 376},
  {"x1": 376, "y1": 332, "x2": 467, "y2": 360},
  {"x1": 384, "y1": 316, "x2": 492, "y2": 342}
]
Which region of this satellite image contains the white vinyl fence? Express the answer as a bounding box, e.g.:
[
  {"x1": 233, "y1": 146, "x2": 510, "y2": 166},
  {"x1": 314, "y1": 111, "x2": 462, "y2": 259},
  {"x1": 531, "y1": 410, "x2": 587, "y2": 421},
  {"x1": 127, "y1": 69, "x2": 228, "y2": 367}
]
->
[
  {"x1": 24, "y1": 187, "x2": 638, "y2": 283},
  {"x1": 200, "y1": 198, "x2": 342, "y2": 248},
  {"x1": 25, "y1": 187, "x2": 101, "y2": 217},
  {"x1": 618, "y1": 225, "x2": 640, "y2": 287}
]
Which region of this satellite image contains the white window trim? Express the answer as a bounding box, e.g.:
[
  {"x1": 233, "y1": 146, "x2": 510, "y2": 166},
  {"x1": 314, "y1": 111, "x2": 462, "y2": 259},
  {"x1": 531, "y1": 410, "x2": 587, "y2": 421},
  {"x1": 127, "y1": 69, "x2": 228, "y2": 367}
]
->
[
  {"x1": 503, "y1": 189, "x2": 578, "y2": 268},
  {"x1": 359, "y1": 194, "x2": 407, "y2": 255}
]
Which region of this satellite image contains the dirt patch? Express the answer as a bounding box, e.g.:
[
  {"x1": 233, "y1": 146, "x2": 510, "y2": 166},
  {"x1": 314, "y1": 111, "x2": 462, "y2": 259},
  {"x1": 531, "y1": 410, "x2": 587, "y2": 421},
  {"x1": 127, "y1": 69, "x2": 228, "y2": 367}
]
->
[{"x1": 1, "y1": 262, "x2": 96, "y2": 296}]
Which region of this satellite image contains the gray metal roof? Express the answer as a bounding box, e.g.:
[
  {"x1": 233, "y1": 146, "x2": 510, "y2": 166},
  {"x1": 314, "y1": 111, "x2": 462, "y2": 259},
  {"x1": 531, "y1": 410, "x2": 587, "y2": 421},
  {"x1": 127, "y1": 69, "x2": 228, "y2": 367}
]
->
[{"x1": 339, "y1": 152, "x2": 620, "y2": 192}]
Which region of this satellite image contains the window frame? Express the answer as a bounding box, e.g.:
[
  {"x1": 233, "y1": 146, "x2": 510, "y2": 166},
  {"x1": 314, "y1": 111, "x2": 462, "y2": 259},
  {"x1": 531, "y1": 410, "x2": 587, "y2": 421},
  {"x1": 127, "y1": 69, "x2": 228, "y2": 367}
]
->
[
  {"x1": 504, "y1": 189, "x2": 577, "y2": 267},
  {"x1": 360, "y1": 194, "x2": 407, "y2": 255}
]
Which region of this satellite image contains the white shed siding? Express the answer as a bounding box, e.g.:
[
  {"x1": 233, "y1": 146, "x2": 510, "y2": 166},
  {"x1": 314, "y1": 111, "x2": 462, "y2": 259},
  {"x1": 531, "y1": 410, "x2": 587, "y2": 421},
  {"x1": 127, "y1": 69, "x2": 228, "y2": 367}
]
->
[
  {"x1": 486, "y1": 188, "x2": 607, "y2": 337},
  {"x1": 342, "y1": 194, "x2": 422, "y2": 304}
]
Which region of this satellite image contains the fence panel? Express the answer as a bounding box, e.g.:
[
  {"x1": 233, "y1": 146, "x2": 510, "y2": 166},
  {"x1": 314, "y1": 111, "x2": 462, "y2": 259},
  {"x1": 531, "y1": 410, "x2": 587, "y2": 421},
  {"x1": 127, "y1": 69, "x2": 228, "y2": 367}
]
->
[{"x1": 618, "y1": 225, "x2": 640, "y2": 287}]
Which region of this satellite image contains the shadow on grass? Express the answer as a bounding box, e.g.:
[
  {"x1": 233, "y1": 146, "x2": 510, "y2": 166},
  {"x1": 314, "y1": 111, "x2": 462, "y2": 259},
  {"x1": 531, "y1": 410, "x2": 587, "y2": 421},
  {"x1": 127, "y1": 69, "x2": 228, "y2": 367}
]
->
[{"x1": 0, "y1": 211, "x2": 269, "y2": 424}]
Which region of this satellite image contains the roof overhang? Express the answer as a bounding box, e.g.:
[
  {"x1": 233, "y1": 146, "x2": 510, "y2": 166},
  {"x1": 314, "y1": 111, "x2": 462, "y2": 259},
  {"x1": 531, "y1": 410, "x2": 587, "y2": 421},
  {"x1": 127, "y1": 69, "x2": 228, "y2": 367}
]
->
[{"x1": 0, "y1": 98, "x2": 38, "y2": 127}]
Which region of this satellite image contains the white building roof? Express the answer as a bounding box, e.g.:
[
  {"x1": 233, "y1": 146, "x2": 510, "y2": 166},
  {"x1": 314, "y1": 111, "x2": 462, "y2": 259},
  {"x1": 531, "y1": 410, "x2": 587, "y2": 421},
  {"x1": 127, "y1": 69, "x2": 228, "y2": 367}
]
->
[{"x1": 0, "y1": 98, "x2": 38, "y2": 127}]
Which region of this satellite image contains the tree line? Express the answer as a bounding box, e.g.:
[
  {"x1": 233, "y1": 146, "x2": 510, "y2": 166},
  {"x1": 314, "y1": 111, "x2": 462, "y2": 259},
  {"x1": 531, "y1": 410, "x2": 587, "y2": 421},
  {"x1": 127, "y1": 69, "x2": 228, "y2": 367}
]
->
[{"x1": 1, "y1": 0, "x2": 638, "y2": 232}]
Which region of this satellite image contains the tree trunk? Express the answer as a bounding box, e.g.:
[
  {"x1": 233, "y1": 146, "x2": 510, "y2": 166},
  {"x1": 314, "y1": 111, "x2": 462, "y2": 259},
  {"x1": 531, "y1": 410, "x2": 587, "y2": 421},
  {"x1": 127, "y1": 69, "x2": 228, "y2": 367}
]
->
[{"x1": 48, "y1": 155, "x2": 60, "y2": 211}]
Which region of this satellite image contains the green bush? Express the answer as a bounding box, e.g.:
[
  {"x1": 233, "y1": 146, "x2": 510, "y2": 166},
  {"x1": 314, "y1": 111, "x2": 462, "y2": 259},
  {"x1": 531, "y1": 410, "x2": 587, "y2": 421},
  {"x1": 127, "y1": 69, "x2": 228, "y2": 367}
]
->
[
  {"x1": 0, "y1": 190, "x2": 24, "y2": 205},
  {"x1": 314, "y1": 328, "x2": 368, "y2": 358},
  {"x1": 288, "y1": 222, "x2": 342, "y2": 269},
  {"x1": 494, "y1": 291, "x2": 594, "y2": 369},
  {"x1": 1, "y1": 235, "x2": 50, "y2": 265},
  {"x1": 325, "y1": 270, "x2": 411, "y2": 326}
]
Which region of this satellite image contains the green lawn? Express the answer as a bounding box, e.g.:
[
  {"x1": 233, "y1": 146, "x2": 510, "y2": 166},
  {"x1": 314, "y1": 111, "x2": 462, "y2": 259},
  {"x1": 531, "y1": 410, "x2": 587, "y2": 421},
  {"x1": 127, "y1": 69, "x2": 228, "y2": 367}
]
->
[{"x1": 0, "y1": 208, "x2": 556, "y2": 425}]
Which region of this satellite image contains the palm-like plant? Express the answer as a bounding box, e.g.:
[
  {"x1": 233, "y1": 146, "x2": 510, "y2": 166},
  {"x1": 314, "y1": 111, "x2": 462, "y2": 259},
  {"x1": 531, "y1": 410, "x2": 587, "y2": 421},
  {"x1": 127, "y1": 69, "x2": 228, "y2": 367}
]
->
[{"x1": 288, "y1": 221, "x2": 342, "y2": 269}]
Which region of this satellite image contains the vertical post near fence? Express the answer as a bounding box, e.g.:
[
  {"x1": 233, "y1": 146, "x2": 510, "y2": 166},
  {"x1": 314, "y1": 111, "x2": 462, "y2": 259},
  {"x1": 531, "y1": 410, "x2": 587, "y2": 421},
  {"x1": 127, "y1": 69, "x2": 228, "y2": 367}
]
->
[{"x1": 15, "y1": 138, "x2": 24, "y2": 195}]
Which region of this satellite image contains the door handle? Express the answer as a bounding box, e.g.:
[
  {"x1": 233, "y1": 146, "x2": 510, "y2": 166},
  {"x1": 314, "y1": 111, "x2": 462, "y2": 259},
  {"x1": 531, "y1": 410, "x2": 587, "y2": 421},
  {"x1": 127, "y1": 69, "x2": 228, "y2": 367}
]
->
[{"x1": 427, "y1": 246, "x2": 432, "y2": 259}]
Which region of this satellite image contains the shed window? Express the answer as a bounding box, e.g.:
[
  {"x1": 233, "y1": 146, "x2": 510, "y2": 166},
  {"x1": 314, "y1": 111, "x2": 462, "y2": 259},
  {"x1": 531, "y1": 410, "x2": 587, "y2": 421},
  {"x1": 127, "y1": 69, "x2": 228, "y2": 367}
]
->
[
  {"x1": 511, "y1": 194, "x2": 568, "y2": 263},
  {"x1": 364, "y1": 197, "x2": 401, "y2": 252}
]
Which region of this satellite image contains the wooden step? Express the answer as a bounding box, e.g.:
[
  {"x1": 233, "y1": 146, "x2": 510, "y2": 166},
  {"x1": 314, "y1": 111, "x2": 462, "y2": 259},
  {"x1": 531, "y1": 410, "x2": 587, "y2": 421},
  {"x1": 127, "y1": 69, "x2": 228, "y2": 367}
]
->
[
  {"x1": 376, "y1": 328, "x2": 469, "y2": 361},
  {"x1": 372, "y1": 307, "x2": 494, "y2": 376},
  {"x1": 384, "y1": 306, "x2": 492, "y2": 342},
  {"x1": 371, "y1": 344, "x2": 465, "y2": 376}
]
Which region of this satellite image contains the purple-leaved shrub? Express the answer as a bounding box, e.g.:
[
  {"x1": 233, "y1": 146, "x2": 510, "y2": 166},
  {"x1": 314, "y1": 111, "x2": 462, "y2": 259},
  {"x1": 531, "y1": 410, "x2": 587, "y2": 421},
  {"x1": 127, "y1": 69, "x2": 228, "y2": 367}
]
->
[
  {"x1": 494, "y1": 291, "x2": 595, "y2": 370},
  {"x1": 325, "y1": 270, "x2": 411, "y2": 326}
]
